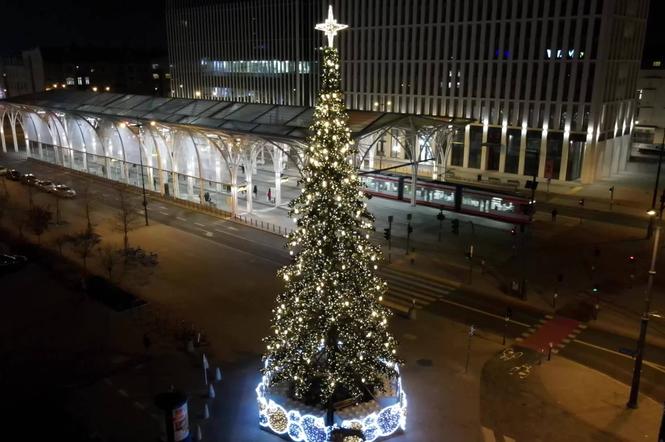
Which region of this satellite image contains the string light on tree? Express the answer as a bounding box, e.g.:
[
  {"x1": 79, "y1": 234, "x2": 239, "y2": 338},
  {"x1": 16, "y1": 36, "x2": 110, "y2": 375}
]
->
[{"x1": 259, "y1": 5, "x2": 405, "y2": 441}]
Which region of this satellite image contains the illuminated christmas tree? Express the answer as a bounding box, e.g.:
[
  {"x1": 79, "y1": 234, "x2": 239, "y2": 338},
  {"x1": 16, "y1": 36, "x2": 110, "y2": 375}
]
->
[{"x1": 262, "y1": 8, "x2": 399, "y2": 411}]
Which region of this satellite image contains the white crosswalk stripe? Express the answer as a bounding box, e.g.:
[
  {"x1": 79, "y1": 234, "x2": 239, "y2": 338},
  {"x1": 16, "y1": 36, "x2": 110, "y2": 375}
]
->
[{"x1": 379, "y1": 266, "x2": 458, "y2": 314}]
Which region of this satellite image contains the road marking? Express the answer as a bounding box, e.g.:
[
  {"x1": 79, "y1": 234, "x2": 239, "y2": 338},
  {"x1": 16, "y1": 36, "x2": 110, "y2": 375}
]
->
[
  {"x1": 133, "y1": 401, "x2": 145, "y2": 410},
  {"x1": 160, "y1": 211, "x2": 169, "y2": 216},
  {"x1": 194, "y1": 222, "x2": 206, "y2": 227},
  {"x1": 438, "y1": 297, "x2": 531, "y2": 328},
  {"x1": 103, "y1": 378, "x2": 112, "y2": 386},
  {"x1": 176, "y1": 217, "x2": 187, "y2": 222},
  {"x1": 574, "y1": 339, "x2": 665, "y2": 374},
  {"x1": 117, "y1": 389, "x2": 129, "y2": 397},
  {"x1": 227, "y1": 225, "x2": 238, "y2": 231},
  {"x1": 204, "y1": 231, "x2": 213, "y2": 237}
]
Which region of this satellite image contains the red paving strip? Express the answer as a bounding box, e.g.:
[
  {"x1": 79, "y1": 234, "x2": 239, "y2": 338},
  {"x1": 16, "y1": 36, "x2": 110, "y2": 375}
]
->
[{"x1": 518, "y1": 316, "x2": 581, "y2": 353}]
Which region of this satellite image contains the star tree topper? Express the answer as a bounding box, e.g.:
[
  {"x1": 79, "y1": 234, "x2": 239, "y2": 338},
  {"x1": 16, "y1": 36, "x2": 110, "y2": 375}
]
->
[{"x1": 315, "y1": 5, "x2": 348, "y2": 48}]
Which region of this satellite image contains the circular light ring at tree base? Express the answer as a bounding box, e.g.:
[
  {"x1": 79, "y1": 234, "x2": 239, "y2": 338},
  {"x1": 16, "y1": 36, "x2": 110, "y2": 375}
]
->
[{"x1": 257, "y1": 364, "x2": 407, "y2": 442}]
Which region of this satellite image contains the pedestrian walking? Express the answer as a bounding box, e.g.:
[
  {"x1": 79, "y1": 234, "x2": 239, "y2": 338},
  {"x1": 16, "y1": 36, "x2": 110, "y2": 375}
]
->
[
  {"x1": 267, "y1": 187, "x2": 272, "y2": 202},
  {"x1": 204, "y1": 191, "x2": 210, "y2": 203},
  {"x1": 240, "y1": 164, "x2": 245, "y2": 175},
  {"x1": 551, "y1": 208, "x2": 558, "y2": 222},
  {"x1": 253, "y1": 184, "x2": 258, "y2": 197}
]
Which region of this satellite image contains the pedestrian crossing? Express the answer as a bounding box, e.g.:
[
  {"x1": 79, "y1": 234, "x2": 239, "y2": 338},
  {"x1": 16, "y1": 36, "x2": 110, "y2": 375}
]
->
[{"x1": 379, "y1": 266, "x2": 460, "y2": 314}]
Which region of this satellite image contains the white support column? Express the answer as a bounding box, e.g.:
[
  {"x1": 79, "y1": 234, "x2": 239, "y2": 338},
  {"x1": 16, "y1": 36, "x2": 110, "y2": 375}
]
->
[
  {"x1": 10, "y1": 114, "x2": 19, "y2": 152},
  {"x1": 480, "y1": 123, "x2": 488, "y2": 171},
  {"x1": 499, "y1": 123, "x2": 507, "y2": 172},
  {"x1": 518, "y1": 124, "x2": 527, "y2": 175},
  {"x1": 0, "y1": 121, "x2": 6, "y2": 153},
  {"x1": 172, "y1": 171, "x2": 180, "y2": 198},
  {"x1": 559, "y1": 130, "x2": 570, "y2": 181},
  {"x1": 538, "y1": 128, "x2": 548, "y2": 178},
  {"x1": 246, "y1": 164, "x2": 253, "y2": 213},
  {"x1": 230, "y1": 169, "x2": 238, "y2": 215},
  {"x1": 463, "y1": 125, "x2": 470, "y2": 168},
  {"x1": 410, "y1": 134, "x2": 418, "y2": 207},
  {"x1": 273, "y1": 145, "x2": 283, "y2": 207}
]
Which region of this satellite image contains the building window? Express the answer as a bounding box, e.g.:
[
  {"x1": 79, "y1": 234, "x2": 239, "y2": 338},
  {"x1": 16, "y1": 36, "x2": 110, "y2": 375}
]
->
[
  {"x1": 153, "y1": 73, "x2": 160, "y2": 79},
  {"x1": 486, "y1": 127, "x2": 501, "y2": 171},
  {"x1": 84, "y1": 77, "x2": 90, "y2": 85},
  {"x1": 505, "y1": 129, "x2": 521, "y2": 174},
  {"x1": 77, "y1": 77, "x2": 83, "y2": 85},
  {"x1": 567, "y1": 134, "x2": 586, "y2": 181},
  {"x1": 468, "y1": 126, "x2": 483, "y2": 169},
  {"x1": 525, "y1": 130, "x2": 541, "y2": 176},
  {"x1": 545, "y1": 131, "x2": 563, "y2": 179},
  {"x1": 66, "y1": 77, "x2": 75, "y2": 85}
]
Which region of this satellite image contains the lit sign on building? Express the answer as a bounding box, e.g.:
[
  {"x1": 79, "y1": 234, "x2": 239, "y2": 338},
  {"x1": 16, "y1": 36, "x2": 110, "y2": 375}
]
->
[
  {"x1": 545, "y1": 49, "x2": 585, "y2": 60},
  {"x1": 201, "y1": 59, "x2": 311, "y2": 75}
]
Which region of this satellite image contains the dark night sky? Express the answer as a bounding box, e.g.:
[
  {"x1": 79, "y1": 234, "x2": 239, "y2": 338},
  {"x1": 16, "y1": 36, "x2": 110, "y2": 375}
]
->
[
  {"x1": 0, "y1": 0, "x2": 167, "y2": 56},
  {"x1": 0, "y1": 0, "x2": 663, "y2": 60}
]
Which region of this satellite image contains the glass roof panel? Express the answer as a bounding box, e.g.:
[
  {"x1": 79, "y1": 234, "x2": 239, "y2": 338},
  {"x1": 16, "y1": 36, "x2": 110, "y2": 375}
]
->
[
  {"x1": 195, "y1": 101, "x2": 233, "y2": 118},
  {"x1": 153, "y1": 98, "x2": 194, "y2": 114},
  {"x1": 347, "y1": 111, "x2": 383, "y2": 133},
  {"x1": 252, "y1": 124, "x2": 296, "y2": 136},
  {"x1": 108, "y1": 94, "x2": 150, "y2": 109},
  {"x1": 133, "y1": 97, "x2": 172, "y2": 111},
  {"x1": 220, "y1": 121, "x2": 259, "y2": 132},
  {"x1": 210, "y1": 102, "x2": 245, "y2": 119},
  {"x1": 223, "y1": 104, "x2": 274, "y2": 122},
  {"x1": 254, "y1": 106, "x2": 307, "y2": 125},
  {"x1": 285, "y1": 108, "x2": 314, "y2": 127},
  {"x1": 174, "y1": 100, "x2": 218, "y2": 116}
]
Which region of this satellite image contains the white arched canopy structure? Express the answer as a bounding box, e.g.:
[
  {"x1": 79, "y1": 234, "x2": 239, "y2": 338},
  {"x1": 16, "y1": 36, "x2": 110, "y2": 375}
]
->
[{"x1": 0, "y1": 93, "x2": 470, "y2": 216}]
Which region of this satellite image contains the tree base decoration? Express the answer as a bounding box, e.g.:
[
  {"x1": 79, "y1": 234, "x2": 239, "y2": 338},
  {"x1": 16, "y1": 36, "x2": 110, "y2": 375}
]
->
[{"x1": 257, "y1": 360, "x2": 406, "y2": 442}]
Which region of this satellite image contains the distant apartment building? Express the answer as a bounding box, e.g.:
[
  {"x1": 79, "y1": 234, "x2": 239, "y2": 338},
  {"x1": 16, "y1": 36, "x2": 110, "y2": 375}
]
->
[
  {"x1": 1, "y1": 47, "x2": 170, "y2": 98},
  {"x1": 166, "y1": 0, "x2": 650, "y2": 184},
  {"x1": 634, "y1": 59, "x2": 665, "y2": 151}
]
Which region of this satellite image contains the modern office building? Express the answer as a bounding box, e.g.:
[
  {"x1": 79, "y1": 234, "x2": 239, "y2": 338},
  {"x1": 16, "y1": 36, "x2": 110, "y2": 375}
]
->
[{"x1": 168, "y1": 0, "x2": 649, "y2": 184}]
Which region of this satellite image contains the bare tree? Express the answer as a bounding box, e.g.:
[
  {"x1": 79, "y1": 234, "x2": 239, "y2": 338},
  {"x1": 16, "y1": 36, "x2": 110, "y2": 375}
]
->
[
  {"x1": 53, "y1": 234, "x2": 68, "y2": 257},
  {"x1": 27, "y1": 205, "x2": 52, "y2": 244},
  {"x1": 99, "y1": 244, "x2": 119, "y2": 281},
  {"x1": 66, "y1": 227, "x2": 101, "y2": 272},
  {"x1": 116, "y1": 187, "x2": 139, "y2": 255},
  {"x1": 82, "y1": 180, "x2": 94, "y2": 230},
  {"x1": 51, "y1": 194, "x2": 62, "y2": 225}
]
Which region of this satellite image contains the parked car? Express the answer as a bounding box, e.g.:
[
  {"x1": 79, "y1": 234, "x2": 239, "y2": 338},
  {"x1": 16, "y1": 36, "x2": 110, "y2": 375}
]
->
[
  {"x1": 53, "y1": 184, "x2": 76, "y2": 198},
  {"x1": 6, "y1": 169, "x2": 21, "y2": 181},
  {"x1": 35, "y1": 179, "x2": 56, "y2": 192},
  {"x1": 21, "y1": 173, "x2": 38, "y2": 185},
  {"x1": 0, "y1": 254, "x2": 27, "y2": 274}
]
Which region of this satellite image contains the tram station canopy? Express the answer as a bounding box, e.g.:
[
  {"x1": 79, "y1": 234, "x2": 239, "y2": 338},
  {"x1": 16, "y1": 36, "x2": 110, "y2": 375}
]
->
[{"x1": 4, "y1": 90, "x2": 472, "y2": 143}]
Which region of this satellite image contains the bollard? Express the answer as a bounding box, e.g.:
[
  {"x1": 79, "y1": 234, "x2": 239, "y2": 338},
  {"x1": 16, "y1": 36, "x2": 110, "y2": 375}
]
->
[
  {"x1": 408, "y1": 299, "x2": 417, "y2": 320},
  {"x1": 215, "y1": 367, "x2": 222, "y2": 382},
  {"x1": 208, "y1": 384, "x2": 215, "y2": 399},
  {"x1": 203, "y1": 403, "x2": 210, "y2": 420},
  {"x1": 548, "y1": 342, "x2": 553, "y2": 361}
]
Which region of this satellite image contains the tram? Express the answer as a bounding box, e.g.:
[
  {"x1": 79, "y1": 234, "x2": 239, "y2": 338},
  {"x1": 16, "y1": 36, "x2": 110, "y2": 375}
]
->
[{"x1": 360, "y1": 173, "x2": 533, "y2": 224}]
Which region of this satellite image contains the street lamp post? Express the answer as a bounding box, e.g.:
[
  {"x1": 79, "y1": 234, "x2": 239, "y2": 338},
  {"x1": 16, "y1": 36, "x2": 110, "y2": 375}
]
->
[
  {"x1": 627, "y1": 209, "x2": 661, "y2": 408},
  {"x1": 647, "y1": 131, "x2": 665, "y2": 238},
  {"x1": 130, "y1": 120, "x2": 149, "y2": 226}
]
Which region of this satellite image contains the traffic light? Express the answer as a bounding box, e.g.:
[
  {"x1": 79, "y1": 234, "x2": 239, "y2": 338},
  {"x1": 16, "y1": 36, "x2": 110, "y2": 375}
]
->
[
  {"x1": 629, "y1": 255, "x2": 636, "y2": 263},
  {"x1": 436, "y1": 211, "x2": 446, "y2": 222},
  {"x1": 578, "y1": 198, "x2": 585, "y2": 207},
  {"x1": 592, "y1": 284, "x2": 599, "y2": 294},
  {"x1": 451, "y1": 219, "x2": 459, "y2": 235},
  {"x1": 407, "y1": 224, "x2": 413, "y2": 234},
  {"x1": 510, "y1": 226, "x2": 516, "y2": 236},
  {"x1": 383, "y1": 228, "x2": 391, "y2": 240}
]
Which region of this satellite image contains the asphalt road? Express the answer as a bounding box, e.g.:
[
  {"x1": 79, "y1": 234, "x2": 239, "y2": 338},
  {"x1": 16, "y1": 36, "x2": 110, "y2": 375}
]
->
[{"x1": 2, "y1": 153, "x2": 664, "y2": 403}]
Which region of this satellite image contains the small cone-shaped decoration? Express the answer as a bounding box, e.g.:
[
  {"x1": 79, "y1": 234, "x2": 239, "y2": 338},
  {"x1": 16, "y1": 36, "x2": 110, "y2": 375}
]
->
[
  {"x1": 214, "y1": 367, "x2": 222, "y2": 382},
  {"x1": 195, "y1": 424, "x2": 203, "y2": 441},
  {"x1": 202, "y1": 403, "x2": 210, "y2": 419},
  {"x1": 208, "y1": 383, "x2": 215, "y2": 399}
]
